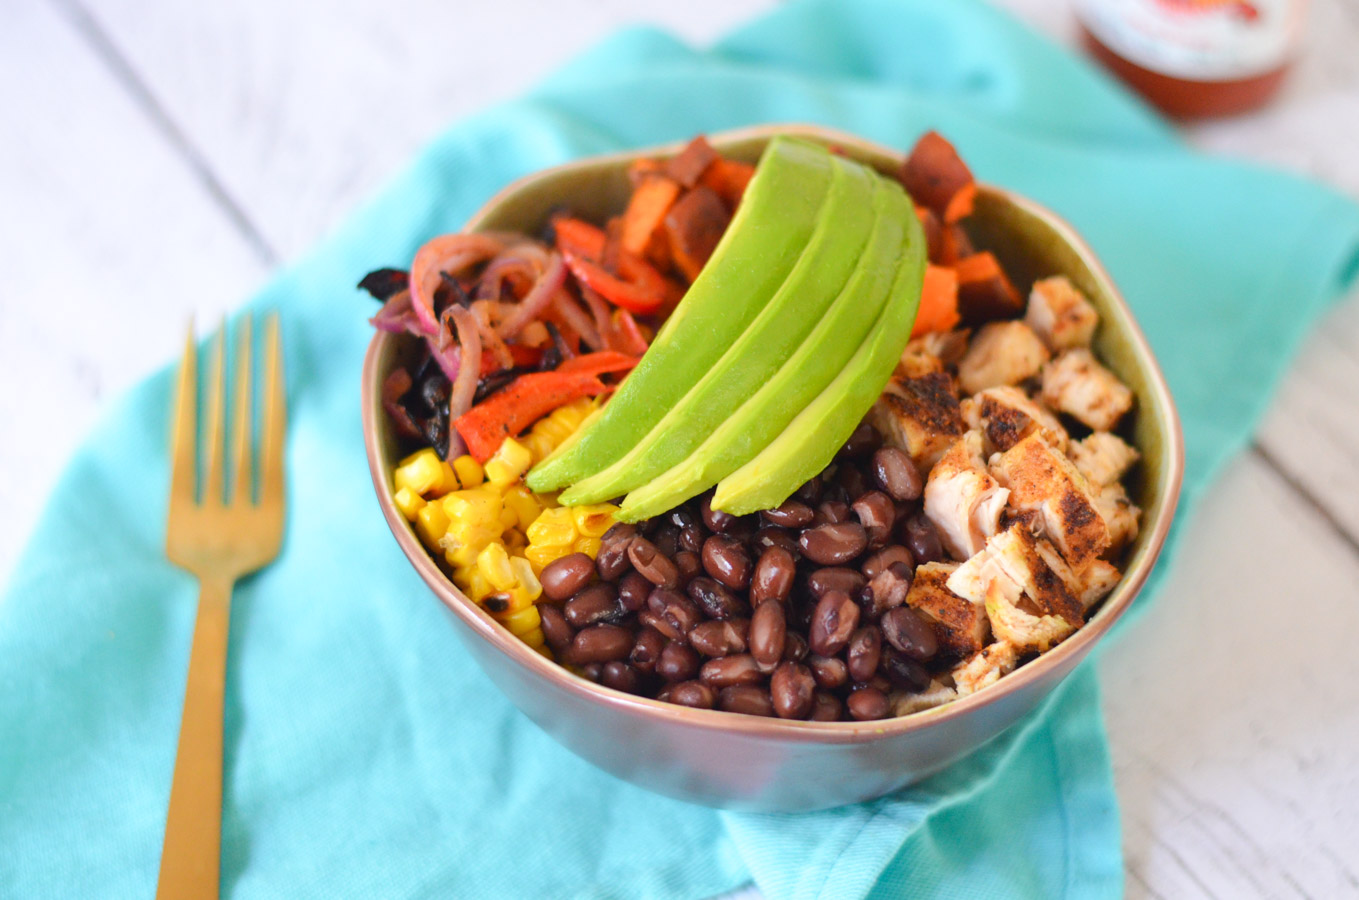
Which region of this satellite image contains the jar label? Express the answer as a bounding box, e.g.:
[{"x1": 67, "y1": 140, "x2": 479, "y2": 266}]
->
[{"x1": 1079, "y1": 0, "x2": 1306, "y2": 81}]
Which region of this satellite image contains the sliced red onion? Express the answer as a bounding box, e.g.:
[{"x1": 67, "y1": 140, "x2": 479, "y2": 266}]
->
[
  {"x1": 499, "y1": 252, "x2": 566, "y2": 339},
  {"x1": 579, "y1": 285, "x2": 618, "y2": 351},
  {"x1": 477, "y1": 243, "x2": 550, "y2": 303},
  {"x1": 369, "y1": 289, "x2": 424, "y2": 335},
  {"x1": 409, "y1": 233, "x2": 510, "y2": 336},
  {"x1": 381, "y1": 368, "x2": 424, "y2": 441},
  {"x1": 444, "y1": 305, "x2": 482, "y2": 428},
  {"x1": 552, "y1": 289, "x2": 602, "y2": 351}
]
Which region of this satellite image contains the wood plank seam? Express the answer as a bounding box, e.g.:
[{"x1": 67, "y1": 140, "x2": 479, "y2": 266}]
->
[
  {"x1": 48, "y1": 0, "x2": 281, "y2": 269},
  {"x1": 1250, "y1": 442, "x2": 1359, "y2": 556}
]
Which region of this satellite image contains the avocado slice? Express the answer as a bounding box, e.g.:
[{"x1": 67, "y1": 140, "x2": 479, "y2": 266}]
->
[
  {"x1": 557, "y1": 154, "x2": 878, "y2": 506},
  {"x1": 615, "y1": 176, "x2": 913, "y2": 522},
  {"x1": 711, "y1": 212, "x2": 927, "y2": 515},
  {"x1": 527, "y1": 137, "x2": 835, "y2": 493}
]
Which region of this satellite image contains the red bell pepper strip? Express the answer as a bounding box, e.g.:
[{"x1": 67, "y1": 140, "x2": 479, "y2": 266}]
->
[
  {"x1": 477, "y1": 343, "x2": 542, "y2": 376},
  {"x1": 610, "y1": 310, "x2": 650, "y2": 356},
  {"x1": 552, "y1": 217, "x2": 607, "y2": 260},
  {"x1": 454, "y1": 371, "x2": 608, "y2": 462},
  {"x1": 553, "y1": 216, "x2": 669, "y2": 316},
  {"x1": 556, "y1": 350, "x2": 640, "y2": 377}
]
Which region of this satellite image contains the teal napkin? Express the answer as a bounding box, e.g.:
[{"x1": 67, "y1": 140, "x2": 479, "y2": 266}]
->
[{"x1": 4, "y1": 1, "x2": 1357, "y2": 897}]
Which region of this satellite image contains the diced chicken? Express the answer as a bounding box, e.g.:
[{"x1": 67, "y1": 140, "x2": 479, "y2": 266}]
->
[
  {"x1": 891, "y1": 679, "x2": 959, "y2": 716},
  {"x1": 897, "y1": 348, "x2": 944, "y2": 379},
  {"x1": 960, "y1": 385, "x2": 1069, "y2": 454},
  {"x1": 1032, "y1": 539, "x2": 1122, "y2": 611},
  {"x1": 1040, "y1": 349, "x2": 1134, "y2": 431},
  {"x1": 906, "y1": 328, "x2": 971, "y2": 367},
  {"x1": 957, "y1": 321, "x2": 1051, "y2": 396},
  {"x1": 924, "y1": 431, "x2": 1010, "y2": 560},
  {"x1": 1024, "y1": 276, "x2": 1099, "y2": 351},
  {"x1": 1068, "y1": 432, "x2": 1139, "y2": 487},
  {"x1": 871, "y1": 371, "x2": 966, "y2": 471},
  {"x1": 948, "y1": 525, "x2": 1085, "y2": 653},
  {"x1": 905, "y1": 561, "x2": 990, "y2": 658},
  {"x1": 952, "y1": 642, "x2": 1020, "y2": 696},
  {"x1": 1095, "y1": 482, "x2": 1141, "y2": 553},
  {"x1": 991, "y1": 433, "x2": 1110, "y2": 571}
]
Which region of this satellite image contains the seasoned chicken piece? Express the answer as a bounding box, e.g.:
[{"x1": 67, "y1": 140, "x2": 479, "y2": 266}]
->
[
  {"x1": 952, "y1": 642, "x2": 1020, "y2": 696},
  {"x1": 905, "y1": 561, "x2": 990, "y2": 658},
  {"x1": 870, "y1": 371, "x2": 966, "y2": 471},
  {"x1": 960, "y1": 385, "x2": 1069, "y2": 454},
  {"x1": 1032, "y1": 539, "x2": 1122, "y2": 611},
  {"x1": 897, "y1": 348, "x2": 944, "y2": 379},
  {"x1": 924, "y1": 431, "x2": 1011, "y2": 560},
  {"x1": 891, "y1": 679, "x2": 959, "y2": 716},
  {"x1": 1024, "y1": 275, "x2": 1098, "y2": 351},
  {"x1": 1095, "y1": 482, "x2": 1140, "y2": 553},
  {"x1": 1040, "y1": 349, "x2": 1134, "y2": 431},
  {"x1": 957, "y1": 321, "x2": 1050, "y2": 395},
  {"x1": 1068, "y1": 432, "x2": 1139, "y2": 487},
  {"x1": 948, "y1": 525, "x2": 1084, "y2": 652},
  {"x1": 906, "y1": 328, "x2": 971, "y2": 367},
  {"x1": 991, "y1": 433, "x2": 1110, "y2": 571}
]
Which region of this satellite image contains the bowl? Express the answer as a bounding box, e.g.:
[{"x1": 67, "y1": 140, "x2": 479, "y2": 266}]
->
[{"x1": 361, "y1": 124, "x2": 1185, "y2": 812}]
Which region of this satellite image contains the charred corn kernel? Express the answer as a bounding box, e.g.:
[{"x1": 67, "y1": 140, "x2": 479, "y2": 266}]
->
[
  {"x1": 393, "y1": 486, "x2": 426, "y2": 522},
  {"x1": 509, "y1": 557, "x2": 541, "y2": 600},
  {"x1": 452, "y1": 455, "x2": 484, "y2": 489},
  {"x1": 502, "y1": 585, "x2": 536, "y2": 614},
  {"x1": 503, "y1": 485, "x2": 543, "y2": 530},
  {"x1": 485, "y1": 438, "x2": 532, "y2": 485},
  {"x1": 573, "y1": 536, "x2": 602, "y2": 558},
  {"x1": 414, "y1": 502, "x2": 450, "y2": 548},
  {"x1": 526, "y1": 507, "x2": 576, "y2": 547},
  {"x1": 442, "y1": 488, "x2": 502, "y2": 524},
  {"x1": 394, "y1": 448, "x2": 446, "y2": 496},
  {"x1": 572, "y1": 504, "x2": 619, "y2": 538},
  {"x1": 500, "y1": 604, "x2": 541, "y2": 636},
  {"x1": 476, "y1": 543, "x2": 517, "y2": 592},
  {"x1": 525, "y1": 543, "x2": 572, "y2": 574}
]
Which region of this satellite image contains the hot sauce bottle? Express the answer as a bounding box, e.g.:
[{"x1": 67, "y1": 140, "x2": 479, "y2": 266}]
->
[{"x1": 1077, "y1": 0, "x2": 1308, "y2": 117}]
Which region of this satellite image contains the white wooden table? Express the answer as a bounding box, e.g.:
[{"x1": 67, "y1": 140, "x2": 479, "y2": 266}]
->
[{"x1": 3, "y1": 0, "x2": 1356, "y2": 895}]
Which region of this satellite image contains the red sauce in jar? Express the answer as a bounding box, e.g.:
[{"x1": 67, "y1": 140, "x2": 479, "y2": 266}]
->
[{"x1": 1076, "y1": 0, "x2": 1308, "y2": 118}]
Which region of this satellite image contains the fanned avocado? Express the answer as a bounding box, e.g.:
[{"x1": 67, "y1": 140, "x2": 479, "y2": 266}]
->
[
  {"x1": 526, "y1": 138, "x2": 835, "y2": 493},
  {"x1": 711, "y1": 212, "x2": 927, "y2": 515},
  {"x1": 616, "y1": 175, "x2": 913, "y2": 522},
  {"x1": 558, "y1": 154, "x2": 878, "y2": 506}
]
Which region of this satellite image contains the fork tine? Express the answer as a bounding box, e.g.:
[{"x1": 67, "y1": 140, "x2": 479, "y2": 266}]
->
[
  {"x1": 202, "y1": 321, "x2": 227, "y2": 507},
  {"x1": 228, "y1": 313, "x2": 254, "y2": 505},
  {"x1": 169, "y1": 320, "x2": 199, "y2": 509},
  {"x1": 260, "y1": 313, "x2": 286, "y2": 508}
]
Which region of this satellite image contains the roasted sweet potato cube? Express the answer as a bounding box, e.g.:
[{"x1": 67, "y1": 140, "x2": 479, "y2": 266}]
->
[
  {"x1": 954, "y1": 252, "x2": 1023, "y2": 324},
  {"x1": 665, "y1": 136, "x2": 720, "y2": 188},
  {"x1": 900, "y1": 131, "x2": 975, "y2": 220},
  {"x1": 664, "y1": 186, "x2": 731, "y2": 283}
]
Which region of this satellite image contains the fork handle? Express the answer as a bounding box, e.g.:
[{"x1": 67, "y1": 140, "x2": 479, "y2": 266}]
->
[{"x1": 156, "y1": 576, "x2": 233, "y2": 900}]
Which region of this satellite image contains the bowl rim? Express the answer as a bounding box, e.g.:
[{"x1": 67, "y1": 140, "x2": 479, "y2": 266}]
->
[{"x1": 361, "y1": 123, "x2": 1186, "y2": 744}]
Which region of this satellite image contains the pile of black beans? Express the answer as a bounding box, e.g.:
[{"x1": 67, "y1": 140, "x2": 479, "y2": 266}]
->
[{"x1": 531, "y1": 422, "x2": 953, "y2": 721}]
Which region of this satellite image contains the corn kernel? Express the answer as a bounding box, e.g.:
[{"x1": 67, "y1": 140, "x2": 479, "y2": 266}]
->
[
  {"x1": 500, "y1": 604, "x2": 541, "y2": 636},
  {"x1": 394, "y1": 448, "x2": 446, "y2": 496},
  {"x1": 463, "y1": 570, "x2": 494, "y2": 603},
  {"x1": 442, "y1": 488, "x2": 502, "y2": 524},
  {"x1": 524, "y1": 433, "x2": 555, "y2": 463},
  {"x1": 535, "y1": 418, "x2": 573, "y2": 444},
  {"x1": 393, "y1": 486, "x2": 426, "y2": 522},
  {"x1": 485, "y1": 438, "x2": 532, "y2": 485},
  {"x1": 572, "y1": 504, "x2": 619, "y2": 538},
  {"x1": 526, "y1": 507, "x2": 577, "y2": 547},
  {"x1": 502, "y1": 485, "x2": 542, "y2": 530},
  {"x1": 509, "y1": 557, "x2": 541, "y2": 601},
  {"x1": 476, "y1": 543, "x2": 517, "y2": 592},
  {"x1": 522, "y1": 627, "x2": 547, "y2": 649},
  {"x1": 503, "y1": 530, "x2": 528, "y2": 556},
  {"x1": 452, "y1": 455, "x2": 484, "y2": 489},
  {"x1": 414, "y1": 502, "x2": 450, "y2": 549},
  {"x1": 573, "y1": 536, "x2": 602, "y2": 558},
  {"x1": 525, "y1": 544, "x2": 571, "y2": 574},
  {"x1": 533, "y1": 642, "x2": 554, "y2": 660}
]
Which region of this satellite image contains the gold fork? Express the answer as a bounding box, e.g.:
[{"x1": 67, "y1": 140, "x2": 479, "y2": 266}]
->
[{"x1": 158, "y1": 314, "x2": 286, "y2": 900}]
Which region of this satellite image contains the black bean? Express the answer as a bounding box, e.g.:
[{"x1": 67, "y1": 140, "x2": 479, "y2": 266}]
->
[
  {"x1": 770, "y1": 662, "x2": 816, "y2": 719},
  {"x1": 629, "y1": 627, "x2": 666, "y2": 673},
  {"x1": 564, "y1": 583, "x2": 625, "y2": 628},
  {"x1": 668, "y1": 507, "x2": 699, "y2": 531},
  {"x1": 867, "y1": 561, "x2": 914, "y2": 615},
  {"x1": 718, "y1": 685, "x2": 776, "y2": 717},
  {"x1": 596, "y1": 524, "x2": 637, "y2": 580},
  {"x1": 751, "y1": 546, "x2": 797, "y2": 605},
  {"x1": 837, "y1": 465, "x2": 869, "y2": 503},
  {"x1": 852, "y1": 491, "x2": 896, "y2": 547},
  {"x1": 628, "y1": 537, "x2": 680, "y2": 588},
  {"x1": 901, "y1": 513, "x2": 945, "y2": 566},
  {"x1": 537, "y1": 604, "x2": 575, "y2": 652},
  {"x1": 700, "y1": 494, "x2": 737, "y2": 533},
  {"x1": 815, "y1": 500, "x2": 851, "y2": 526},
  {"x1": 578, "y1": 662, "x2": 603, "y2": 683},
  {"x1": 670, "y1": 680, "x2": 716, "y2": 709},
  {"x1": 861, "y1": 545, "x2": 914, "y2": 582},
  {"x1": 701, "y1": 534, "x2": 753, "y2": 589},
  {"x1": 749, "y1": 600, "x2": 788, "y2": 670},
  {"x1": 653, "y1": 525, "x2": 680, "y2": 558},
  {"x1": 617, "y1": 571, "x2": 652, "y2": 612},
  {"x1": 600, "y1": 661, "x2": 641, "y2": 694},
  {"x1": 807, "y1": 654, "x2": 849, "y2": 690},
  {"x1": 762, "y1": 500, "x2": 814, "y2": 529},
  {"x1": 800, "y1": 522, "x2": 868, "y2": 566},
  {"x1": 656, "y1": 641, "x2": 700, "y2": 682},
  {"x1": 679, "y1": 524, "x2": 706, "y2": 554},
  {"x1": 541, "y1": 553, "x2": 595, "y2": 602},
  {"x1": 751, "y1": 526, "x2": 800, "y2": 557},
  {"x1": 699, "y1": 654, "x2": 764, "y2": 688},
  {"x1": 675, "y1": 549, "x2": 703, "y2": 586},
  {"x1": 782, "y1": 631, "x2": 809, "y2": 662},
  {"x1": 882, "y1": 648, "x2": 932, "y2": 692},
  {"x1": 688, "y1": 618, "x2": 750, "y2": 657},
  {"x1": 847, "y1": 686, "x2": 890, "y2": 720},
  {"x1": 569, "y1": 624, "x2": 633, "y2": 664},
  {"x1": 880, "y1": 606, "x2": 938, "y2": 661},
  {"x1": 687, "y1": 577, "x2": 748, "y2": 620},
  {"x1": 808, "y1": 590, "x2": 860, "y2": 657},
  {"x1": 846, "y1": 626, "x2": 882, "y2": 683},
  {"x1": 809, "y1": 691, "x2": 843, "y2": 721},
  {"x1": 872, "y1": 447, "x2": 923, "y2": 501},
  {"x1": 839, "y1": 421, "x2": 880, "y2": 458},
  {"x1": 659, "y1": 593, "x2": 701, "y2": 638},
  {"x1": 806, "y1": 567, "x2": 866, "y2": 599},
  {"x1": 794, "y1": 477, "x2": 823, "y2": 506}
]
